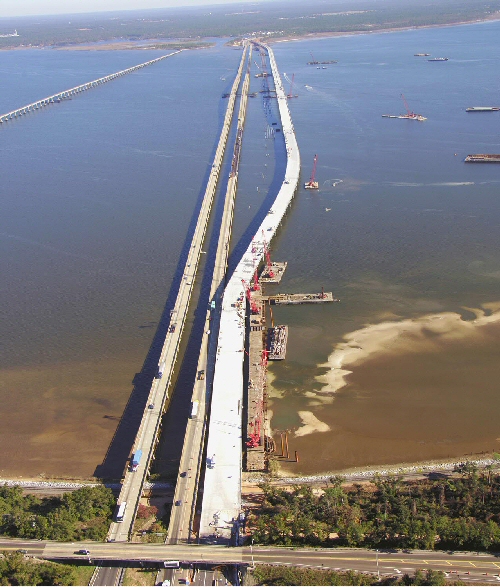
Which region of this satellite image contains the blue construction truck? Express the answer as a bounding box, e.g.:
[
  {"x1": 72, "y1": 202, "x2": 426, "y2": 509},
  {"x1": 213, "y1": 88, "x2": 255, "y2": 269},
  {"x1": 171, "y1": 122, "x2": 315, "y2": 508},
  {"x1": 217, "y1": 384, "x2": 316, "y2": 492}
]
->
[{"x1": 130, "y1": 449, "x2": 143, "y2": 472}]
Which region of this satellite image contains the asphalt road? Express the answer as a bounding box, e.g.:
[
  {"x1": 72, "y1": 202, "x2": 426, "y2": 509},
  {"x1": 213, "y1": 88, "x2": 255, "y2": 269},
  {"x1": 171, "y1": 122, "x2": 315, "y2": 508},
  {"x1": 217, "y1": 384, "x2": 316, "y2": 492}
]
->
[
  {"x1": 167, "y1": 45, "x2": 250, "y2": 546},
  {"x1": 3, "y1": 539, "x2": 500, "y2": 584}
]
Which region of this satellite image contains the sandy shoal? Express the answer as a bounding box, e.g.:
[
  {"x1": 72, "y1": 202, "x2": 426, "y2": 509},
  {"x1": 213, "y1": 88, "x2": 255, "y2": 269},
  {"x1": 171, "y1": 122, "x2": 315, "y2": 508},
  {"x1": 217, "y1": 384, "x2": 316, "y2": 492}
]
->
[{"x1": 316, "y1": 301, "x2": 500, "y2": 397}]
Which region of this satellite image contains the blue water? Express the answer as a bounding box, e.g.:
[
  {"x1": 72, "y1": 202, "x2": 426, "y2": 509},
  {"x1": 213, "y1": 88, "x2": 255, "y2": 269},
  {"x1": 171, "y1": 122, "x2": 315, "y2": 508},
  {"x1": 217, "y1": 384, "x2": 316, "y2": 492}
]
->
[{"x1": 1, "y1": 21, "x2": 500, "y2": 477}]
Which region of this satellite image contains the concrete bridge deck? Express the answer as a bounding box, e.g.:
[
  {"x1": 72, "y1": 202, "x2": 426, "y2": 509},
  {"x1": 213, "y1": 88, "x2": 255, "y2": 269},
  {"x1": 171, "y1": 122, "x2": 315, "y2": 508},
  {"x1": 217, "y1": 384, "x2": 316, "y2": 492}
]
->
[{"x1": 199, "y1": 42, "x2": 300, "y2": 541}]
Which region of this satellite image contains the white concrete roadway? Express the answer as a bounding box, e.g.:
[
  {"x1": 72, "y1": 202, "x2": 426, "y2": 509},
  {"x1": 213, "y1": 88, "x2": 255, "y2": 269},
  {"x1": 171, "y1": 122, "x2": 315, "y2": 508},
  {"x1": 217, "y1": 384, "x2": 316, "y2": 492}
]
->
[
  {"x1": 199, "y1": 42, "x2": 301, "y2": 540},
  {"x1": 107, "y1": 45, "x2": 249, "y2": 543}
]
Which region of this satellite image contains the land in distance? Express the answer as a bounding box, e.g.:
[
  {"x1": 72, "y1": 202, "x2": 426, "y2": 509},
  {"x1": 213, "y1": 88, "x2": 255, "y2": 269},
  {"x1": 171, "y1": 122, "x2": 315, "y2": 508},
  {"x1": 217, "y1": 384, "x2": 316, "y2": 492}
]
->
[{"x1": 0, "y1": 0, "x2": 499, "y2": 50}]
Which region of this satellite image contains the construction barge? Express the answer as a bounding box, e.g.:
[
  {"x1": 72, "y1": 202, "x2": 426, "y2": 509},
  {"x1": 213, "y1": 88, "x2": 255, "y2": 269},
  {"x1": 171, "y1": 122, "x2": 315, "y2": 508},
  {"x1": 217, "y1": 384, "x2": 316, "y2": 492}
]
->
[
  {"x1": 259, "y1": 261, "x2": 287, "y2": 283},
  {"x1": 465, "y1": 154, "x2": 500, "y2": 163},
  {"x1": 267, "y1": 325, "x2": 288, "y2": 360},
  {"x1": 264, "y1": 291, "x2": 338, "y2": 305},
  {"x1": 466, "y1": 107, "x2": 500, "y2": 112}
]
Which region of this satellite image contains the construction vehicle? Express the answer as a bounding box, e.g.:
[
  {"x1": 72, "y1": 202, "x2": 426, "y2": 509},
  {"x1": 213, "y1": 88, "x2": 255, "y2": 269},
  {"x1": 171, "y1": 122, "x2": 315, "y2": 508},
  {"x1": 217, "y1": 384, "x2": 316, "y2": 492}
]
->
[{"x1": 304, "y1": 154, "x2": 319, "y2": 189}]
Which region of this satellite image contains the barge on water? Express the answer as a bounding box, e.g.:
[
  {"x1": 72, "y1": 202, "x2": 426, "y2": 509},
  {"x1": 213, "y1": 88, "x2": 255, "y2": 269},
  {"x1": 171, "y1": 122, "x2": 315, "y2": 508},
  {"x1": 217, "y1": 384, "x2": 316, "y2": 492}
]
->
[
  {"x1": 465, "y1": 154, "x2": 500, "y2": 163},
  {"x1": 267, "y1": 325, "x2": 288, "y2": 360},
  {"x1": 259, "y1": 261, "x2": 287, "y2": 283},
  {"x1": 264, "y1": 291, "x2": 338, "y2": 305},
  {"x1": 466, "y1": 107, "x2": 500, "y2": 112}
]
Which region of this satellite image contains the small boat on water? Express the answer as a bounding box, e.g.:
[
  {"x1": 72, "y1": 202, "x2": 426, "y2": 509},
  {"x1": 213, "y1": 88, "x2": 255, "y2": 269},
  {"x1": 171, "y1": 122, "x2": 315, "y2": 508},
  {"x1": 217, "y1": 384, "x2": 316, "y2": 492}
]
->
[
  {"x1": 428, "y1": 57, "x2": 449, "y2": 61},
  {"x1": 414, "y1": 53, "x2": 430, "y2": 56}
]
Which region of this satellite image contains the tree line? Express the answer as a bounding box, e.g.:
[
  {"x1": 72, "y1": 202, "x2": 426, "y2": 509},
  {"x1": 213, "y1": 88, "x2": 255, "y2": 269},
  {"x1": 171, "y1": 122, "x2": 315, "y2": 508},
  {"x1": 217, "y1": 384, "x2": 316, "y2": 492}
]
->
[
  {"x1": 251, "y1": 463, "x2": 500, "y2": 551},
  {"x1": 0, "y1": 484, "x2": 115, "y2": 542},
  {"x1": 251, "y1": 565, "x2": 455, "y2": 586}
]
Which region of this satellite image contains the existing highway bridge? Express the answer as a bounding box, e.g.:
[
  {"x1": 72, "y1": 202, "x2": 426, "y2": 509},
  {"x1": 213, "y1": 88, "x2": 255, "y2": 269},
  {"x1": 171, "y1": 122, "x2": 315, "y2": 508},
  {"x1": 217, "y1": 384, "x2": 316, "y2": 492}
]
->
[
  {"x1": 108, "y1": 42, "x2": 251, "y2": 543},
  {"x1": 0, "y1": 52, "x2": 180, "y2": 125},
  {"x1": 167, "y1": 47, "x2": 253, "y2": 544}
]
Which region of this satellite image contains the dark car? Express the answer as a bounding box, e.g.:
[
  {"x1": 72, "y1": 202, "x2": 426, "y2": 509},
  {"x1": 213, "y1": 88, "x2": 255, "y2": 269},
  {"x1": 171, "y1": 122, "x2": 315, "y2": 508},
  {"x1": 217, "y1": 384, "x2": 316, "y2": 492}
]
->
[{"x1": 75, "y1": 549, "x2": 90, "y2": 555}]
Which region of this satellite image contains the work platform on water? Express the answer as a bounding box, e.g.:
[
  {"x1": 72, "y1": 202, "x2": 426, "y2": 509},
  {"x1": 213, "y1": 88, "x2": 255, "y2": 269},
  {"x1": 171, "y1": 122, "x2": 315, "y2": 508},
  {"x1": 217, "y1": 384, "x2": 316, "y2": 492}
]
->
[
  {"x1": 245, "y1": 287, "x2": 268, "y2": 472},
  {"x1": 465, "y1": 154, "x2": 500, "y2": 163},
  {"x1": 259, "y1": 261, "x2": 287, "y2": 283},
  {"x1": 267, "y1": 325, "x2": 288, "y2": 360},
  {"x1": 263, "y1": 291, "x2": 338, "y2": 305}
]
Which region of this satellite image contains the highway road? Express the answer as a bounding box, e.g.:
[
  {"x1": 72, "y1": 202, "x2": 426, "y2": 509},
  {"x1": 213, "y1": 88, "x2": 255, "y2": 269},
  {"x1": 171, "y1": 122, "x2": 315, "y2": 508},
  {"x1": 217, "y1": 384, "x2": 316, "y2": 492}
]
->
[
  {"x1": 167, "y1": 44, "x2": 251, "y2": 545},
  {"x1": 4, "y1": 539, "x2": 500, "y2": 584},
  {"x1": 107, "y1": 43, "x2": 249, "y2": 543}
]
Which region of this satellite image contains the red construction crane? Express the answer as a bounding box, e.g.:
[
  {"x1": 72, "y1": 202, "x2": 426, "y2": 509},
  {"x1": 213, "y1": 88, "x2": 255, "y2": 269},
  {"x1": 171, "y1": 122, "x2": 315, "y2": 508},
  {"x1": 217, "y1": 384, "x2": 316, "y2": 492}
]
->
[
  {"x1": 287, "y1": 73, "x2": 297, "y2": 99},
  {"x1": 247, "y1": 398, "x2": 263, "y2": 448},
  {"x1": 262, "y1": 232, "x2": 275, "y2": 278},
  {"x1": 242, "y1": 279, "x2": 260, "y2": 314},
  {"x1": 252, "y1": 266, "x2": 260, "y2": 291},
  {"x1": 265, "y1": 249, "x2": 274, "y2": 278},
  {"x1": 304, "y1": 154, "x2": 319, "y2": 189},
  {"x1": 401, "y1": 93, "x2": 416, "y2": 118}
]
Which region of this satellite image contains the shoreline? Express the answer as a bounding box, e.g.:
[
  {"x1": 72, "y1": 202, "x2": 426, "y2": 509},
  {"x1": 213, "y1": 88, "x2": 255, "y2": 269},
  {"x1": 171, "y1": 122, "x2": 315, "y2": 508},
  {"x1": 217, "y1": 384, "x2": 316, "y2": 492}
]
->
[
  {"x1": 2, "y1": 13, "x2": 499, "y2": 52},
  {"x1": 265, "y1": 13, "x2": 500, "y2": 45},
  {"x1": 244, "y1": 453, "x2": 500, "y2": 487}
]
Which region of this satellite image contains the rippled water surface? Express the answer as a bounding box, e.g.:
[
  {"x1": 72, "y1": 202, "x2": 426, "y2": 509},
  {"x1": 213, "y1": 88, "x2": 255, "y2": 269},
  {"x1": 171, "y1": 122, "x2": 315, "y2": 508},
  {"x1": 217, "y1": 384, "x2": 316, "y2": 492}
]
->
[{"x1": 1, "y1": 21, "x2": 500, "y2": 478}]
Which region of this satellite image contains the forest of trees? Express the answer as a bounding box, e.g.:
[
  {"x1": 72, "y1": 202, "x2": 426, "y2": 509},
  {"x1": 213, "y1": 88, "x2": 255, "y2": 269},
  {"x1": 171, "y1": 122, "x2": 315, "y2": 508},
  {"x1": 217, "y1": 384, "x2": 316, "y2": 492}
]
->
[
  {"x1": 0, "y1": 552, "x2": 77, "y2": 586},
  {"x1": 251, "y1": 463, "x2": 500, "y2": 552},
  {"x1": 0, "y1": 484, "x2": 116, "y2": 542},
  {"x1": 251, "y1": 565, "x2": 454, "y2": 586}
]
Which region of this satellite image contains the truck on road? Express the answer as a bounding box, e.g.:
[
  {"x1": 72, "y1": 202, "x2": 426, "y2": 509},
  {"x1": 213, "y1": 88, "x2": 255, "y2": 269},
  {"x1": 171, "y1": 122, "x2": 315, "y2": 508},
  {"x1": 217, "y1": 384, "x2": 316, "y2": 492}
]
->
[
  {"x1": 191, "y1": 400, "x2": 199, "y2": 418},
  {"x1": 130, "y1": 449, "x2": 143, "y2": 472}
]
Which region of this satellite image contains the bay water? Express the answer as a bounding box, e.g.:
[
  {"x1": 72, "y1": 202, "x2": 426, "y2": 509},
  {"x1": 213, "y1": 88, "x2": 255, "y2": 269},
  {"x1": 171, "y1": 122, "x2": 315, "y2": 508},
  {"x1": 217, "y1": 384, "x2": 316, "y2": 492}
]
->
[{"x1": 1, "y1": 21, "x2": 500, "y2": 478}]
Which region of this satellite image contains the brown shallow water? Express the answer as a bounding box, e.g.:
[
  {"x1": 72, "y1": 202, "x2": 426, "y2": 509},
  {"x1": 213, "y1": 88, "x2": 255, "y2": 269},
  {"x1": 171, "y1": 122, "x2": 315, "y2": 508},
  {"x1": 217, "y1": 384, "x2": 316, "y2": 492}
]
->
[
  {"x1": 272, "y1": 307, "x2": 500, "y2": 476},
  {"x1": 0, "y1": 355, "x2": 137, "y2": 478}
]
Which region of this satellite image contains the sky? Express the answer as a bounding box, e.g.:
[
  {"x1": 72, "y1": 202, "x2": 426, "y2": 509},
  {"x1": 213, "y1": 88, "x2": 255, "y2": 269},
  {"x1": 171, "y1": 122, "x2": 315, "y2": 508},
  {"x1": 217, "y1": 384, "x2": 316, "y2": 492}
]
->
[{"x1": 2, "y1": 0, "x2": 256, "y2": 18}]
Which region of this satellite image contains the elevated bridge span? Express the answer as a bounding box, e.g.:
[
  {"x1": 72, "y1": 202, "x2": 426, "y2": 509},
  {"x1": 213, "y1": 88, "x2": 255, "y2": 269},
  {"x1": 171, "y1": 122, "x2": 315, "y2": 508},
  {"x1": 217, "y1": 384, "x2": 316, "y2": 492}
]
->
[
  {"x1": 107, "y1": 44, "x2": 250, "y2": 543},
  {"x1": 0, "y1": 52, "x2": 181, "y2": 125},
  {"x1": 199, "y1": 42, "x2": 301, "y2": 541}
]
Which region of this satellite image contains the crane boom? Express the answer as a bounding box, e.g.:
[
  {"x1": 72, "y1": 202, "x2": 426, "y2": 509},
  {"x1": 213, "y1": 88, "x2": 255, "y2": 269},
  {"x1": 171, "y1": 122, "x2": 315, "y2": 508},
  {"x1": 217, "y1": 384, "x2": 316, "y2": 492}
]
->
[
  {"x1": 401, "y1": 93, "x2": 414, "y2": 117},
  {"x1": 304, "y1": 154, "x2": 319, "y2": 189}
]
